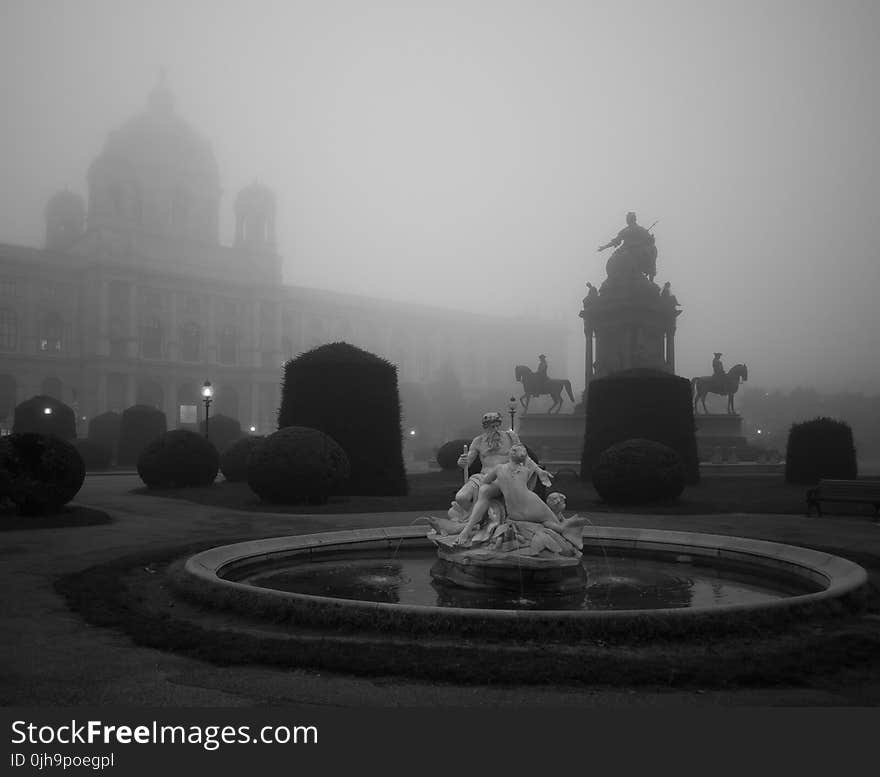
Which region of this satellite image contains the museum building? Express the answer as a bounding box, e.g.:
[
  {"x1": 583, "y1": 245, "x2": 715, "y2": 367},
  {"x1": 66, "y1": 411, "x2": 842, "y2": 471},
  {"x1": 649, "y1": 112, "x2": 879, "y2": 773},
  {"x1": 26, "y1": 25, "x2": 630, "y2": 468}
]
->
[{"x1": 0, "y1": 81, "x2": 565, "y2": 435}]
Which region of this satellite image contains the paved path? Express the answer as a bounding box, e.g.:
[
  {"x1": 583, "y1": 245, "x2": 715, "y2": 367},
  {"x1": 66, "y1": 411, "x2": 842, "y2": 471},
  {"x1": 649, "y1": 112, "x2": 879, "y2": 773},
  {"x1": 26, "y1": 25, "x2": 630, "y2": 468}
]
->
[{"x1": 2, "y1": 474, "x2": 879, "y2": 707}]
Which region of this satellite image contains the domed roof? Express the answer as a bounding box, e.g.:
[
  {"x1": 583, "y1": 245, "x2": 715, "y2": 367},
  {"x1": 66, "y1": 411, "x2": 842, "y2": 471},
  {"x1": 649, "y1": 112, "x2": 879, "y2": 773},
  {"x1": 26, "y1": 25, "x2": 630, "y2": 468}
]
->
[
  {"x1": 235, "y1": 181, "x2": 275, "y2": 213},
  {"x1": 45, "y1": 189, "x2": 86, "y2": 220},
  {"x1": 94, "y1": 76, "x2": 220, "y2": 191}
]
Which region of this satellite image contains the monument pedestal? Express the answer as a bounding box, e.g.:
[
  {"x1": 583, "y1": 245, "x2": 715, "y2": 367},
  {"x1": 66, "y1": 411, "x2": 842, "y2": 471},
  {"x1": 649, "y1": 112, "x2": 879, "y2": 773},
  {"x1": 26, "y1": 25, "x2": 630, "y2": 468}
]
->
[
  {"x1": 694, "y1": 413, "x2": 748, "y2": 462},
  {"x1": 517, "y1": 412, "x2": 585, "y2": 469}
]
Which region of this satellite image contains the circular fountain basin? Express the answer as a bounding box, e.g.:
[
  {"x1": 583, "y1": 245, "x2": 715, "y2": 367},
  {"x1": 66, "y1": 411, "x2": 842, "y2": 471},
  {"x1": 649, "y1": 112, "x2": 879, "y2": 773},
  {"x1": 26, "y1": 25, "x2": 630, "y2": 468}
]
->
[{"x1": 178, "y1": 525, "x2": 868, "y2": 639}]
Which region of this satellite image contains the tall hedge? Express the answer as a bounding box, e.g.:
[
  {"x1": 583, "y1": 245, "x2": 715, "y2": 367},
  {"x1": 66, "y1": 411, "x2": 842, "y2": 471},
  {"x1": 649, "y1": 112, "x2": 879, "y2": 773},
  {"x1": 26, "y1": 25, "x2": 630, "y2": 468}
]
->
[
  {"x1": 277, "y1": 342, "x2": 407, "y2": 495},
  {"x1": 13, "y1": 395, "x2": 76, "y2": 440},
  {"x1": 580, "y1": 368, "x2": 699, "y2": 485},
  {"x1": 87, "y1": 411, "x2": 121, "y2": 464},
  {"x1": 785, "y1": 417, "x2": 857, "y2": 484},
  {"x1": 117, "y1": 405, "x2": 167, "y2": 466}
]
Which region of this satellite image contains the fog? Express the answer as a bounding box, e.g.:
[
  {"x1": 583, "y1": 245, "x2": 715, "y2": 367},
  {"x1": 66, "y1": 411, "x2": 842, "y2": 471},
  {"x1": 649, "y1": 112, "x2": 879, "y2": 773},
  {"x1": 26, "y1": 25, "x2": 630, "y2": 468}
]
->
[{"x1": 2, "y1": 0, "x2": 878, "y2": 394}]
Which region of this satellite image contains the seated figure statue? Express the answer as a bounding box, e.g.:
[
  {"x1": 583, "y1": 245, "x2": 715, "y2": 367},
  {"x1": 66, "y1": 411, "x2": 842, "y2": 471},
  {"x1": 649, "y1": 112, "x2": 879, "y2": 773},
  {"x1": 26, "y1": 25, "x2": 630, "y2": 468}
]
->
[{"x1": 422, "y1": 411, "x2": 536, "y2": 536}]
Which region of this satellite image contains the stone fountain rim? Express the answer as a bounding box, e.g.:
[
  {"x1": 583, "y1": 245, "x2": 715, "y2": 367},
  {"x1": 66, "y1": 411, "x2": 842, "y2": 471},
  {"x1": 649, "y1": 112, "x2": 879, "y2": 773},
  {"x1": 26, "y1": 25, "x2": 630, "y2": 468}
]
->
[{"x1": 180, "y1": 525, "x2": 868, "y2": 622}]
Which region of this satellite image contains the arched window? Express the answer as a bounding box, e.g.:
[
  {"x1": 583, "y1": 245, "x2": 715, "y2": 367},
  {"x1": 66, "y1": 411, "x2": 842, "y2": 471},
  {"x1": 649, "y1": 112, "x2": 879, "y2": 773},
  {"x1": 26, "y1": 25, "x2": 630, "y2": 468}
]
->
[
  {"x1": 0, "y1": 309, "x2": 18, "y2": 351},
  {"x1": 218, "y1": 326, "x2": 237, "y2": 365},
  {"x1": 41, "y1": 377, "x2": 62, "y2": 401},
  {"x1": 141, "y1": 316, "x2": 163, "y2": 359},
  {"x1": 40, "y1": 312, "x2": 64, "y2": 352},
  {"x1": 179, "y1": 321, "x2": 201, "y2": 362}
]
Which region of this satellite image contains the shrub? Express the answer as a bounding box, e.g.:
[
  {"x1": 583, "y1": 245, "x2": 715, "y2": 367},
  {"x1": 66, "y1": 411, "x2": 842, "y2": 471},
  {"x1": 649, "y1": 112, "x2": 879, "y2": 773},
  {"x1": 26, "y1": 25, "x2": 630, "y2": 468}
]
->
[
  {"x1": 219, "y1": 435, "x2": 264, "y2": 482},
  {"x1": 13, "y1": 395, "x2": 76, "y2": 440},
  {"x1": 199, "y1": 413, "x2": 243, "y2": 453},
  {"x1": 277, "y1": 342, "x2": 406, "y2": 496},
  {"x1": 0, "y1": 433, "x2": 86, "y2": 515},
  {"x1": 581, "y1": 369, "x2": 699, "y2": 485},
  {"x1": 247, "y1": 426, "x2": 350, "y2": 504},
  {"x1": 785, "y1": 417, "x2": 858, "y2": 485},
  {"x1": 117, "y1": 405, "x2": 167, "y2": 466},
  {"x1": 137, "y1": 430, "x2": 219, "y2": 488},
  {"x1": 87, "y1": 412, "x2": 121, "y2": 464},
  {"x1": 74, "y1": 439, "x2": 112, "y2": 471},
  {"x1": 592, "y1": 438, "x2": 685, "y2": 504}
]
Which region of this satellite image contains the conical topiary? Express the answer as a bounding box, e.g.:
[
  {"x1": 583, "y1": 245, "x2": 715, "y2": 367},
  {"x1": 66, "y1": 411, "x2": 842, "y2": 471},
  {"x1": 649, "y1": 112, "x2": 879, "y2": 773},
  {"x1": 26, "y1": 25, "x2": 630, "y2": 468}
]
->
[
  {"x1": 785, "y1": 417, "x2": 857, "y2": 484},
  {"x1": 277, "y1": 342, "x2": 407, "y2": 495}
]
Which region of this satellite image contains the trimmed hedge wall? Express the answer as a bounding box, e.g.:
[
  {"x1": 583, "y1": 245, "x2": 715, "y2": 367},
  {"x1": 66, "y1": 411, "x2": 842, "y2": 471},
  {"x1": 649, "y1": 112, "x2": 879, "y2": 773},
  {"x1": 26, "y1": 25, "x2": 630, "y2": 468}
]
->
[
  {"x1": 13, "y1": 395, "x2": 76, "y2": 440},
  {"x1": 87, "y1": 412, "x2": 121, "y2": 465},
  {"x1": 117, "y1": 405, "x2": 167, "y2": 466},
  {"x1": 581, "y1": 369, "x2": 699, "y2": 485},
  {"x1": 0, "y1": 433, "x2": 86, "y2": 515},
  {"x1": 74, "y1": 439, "x2": 112, "y2": 471},
  {"x1": 277, "y1": 342, "x2": 407, "y2": 496},
  {"x1": 785, "y1": 417, "x2": 857, "y2": 484}
]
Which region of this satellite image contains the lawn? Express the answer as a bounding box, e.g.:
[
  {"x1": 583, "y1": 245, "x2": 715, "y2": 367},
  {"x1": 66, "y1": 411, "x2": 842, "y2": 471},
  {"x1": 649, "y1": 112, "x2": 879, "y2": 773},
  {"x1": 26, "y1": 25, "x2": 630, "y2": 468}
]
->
[{"x1": 132, "y1": 468, "x2": 878, "y2": 517}]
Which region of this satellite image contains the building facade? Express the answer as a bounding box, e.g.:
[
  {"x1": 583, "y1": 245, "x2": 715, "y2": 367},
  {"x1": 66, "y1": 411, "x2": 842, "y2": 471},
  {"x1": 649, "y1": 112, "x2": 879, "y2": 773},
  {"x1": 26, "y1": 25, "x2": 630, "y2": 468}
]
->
[{"x1": 0, "y1": 81, "x2": 565, "y2": 436}]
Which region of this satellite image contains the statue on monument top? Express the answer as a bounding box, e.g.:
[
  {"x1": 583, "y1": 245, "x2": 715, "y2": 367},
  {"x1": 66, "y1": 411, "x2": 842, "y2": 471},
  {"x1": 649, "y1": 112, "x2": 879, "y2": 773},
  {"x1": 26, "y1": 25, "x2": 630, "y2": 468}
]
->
[{"x1": 597, "y1": 211, "x2": 658, "y2": 282}]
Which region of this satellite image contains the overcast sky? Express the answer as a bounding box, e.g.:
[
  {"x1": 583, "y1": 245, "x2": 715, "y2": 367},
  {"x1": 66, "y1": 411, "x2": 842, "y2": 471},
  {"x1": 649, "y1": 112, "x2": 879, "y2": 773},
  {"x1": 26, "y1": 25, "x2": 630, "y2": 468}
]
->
[{"x1": 1, "y1": 0, "x2": 878, "y2": 394}]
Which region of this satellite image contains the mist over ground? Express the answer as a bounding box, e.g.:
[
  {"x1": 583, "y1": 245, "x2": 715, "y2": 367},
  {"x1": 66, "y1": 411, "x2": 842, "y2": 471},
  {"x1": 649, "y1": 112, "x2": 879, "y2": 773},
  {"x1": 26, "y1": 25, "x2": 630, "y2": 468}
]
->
[{"x1": 1, "y1": 0, "x2": 878, "y2": 395}]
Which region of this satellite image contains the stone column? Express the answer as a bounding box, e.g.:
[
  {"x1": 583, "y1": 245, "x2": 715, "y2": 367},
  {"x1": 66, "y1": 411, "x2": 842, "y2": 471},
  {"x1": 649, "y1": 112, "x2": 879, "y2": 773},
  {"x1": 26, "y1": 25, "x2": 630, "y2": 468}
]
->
[{"x1": 667, "y1": 326, "x2": 676, "y2": 372}]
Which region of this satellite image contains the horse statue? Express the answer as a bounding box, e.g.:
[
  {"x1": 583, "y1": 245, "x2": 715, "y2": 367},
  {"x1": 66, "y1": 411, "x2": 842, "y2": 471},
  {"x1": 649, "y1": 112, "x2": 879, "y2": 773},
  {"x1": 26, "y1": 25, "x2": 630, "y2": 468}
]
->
[
  {"x1": 692, "y1": 364, "x2": 748, "y2": 414},
  {"x1": 515, "y1": 365, "x2": 574, "y2": 414}
]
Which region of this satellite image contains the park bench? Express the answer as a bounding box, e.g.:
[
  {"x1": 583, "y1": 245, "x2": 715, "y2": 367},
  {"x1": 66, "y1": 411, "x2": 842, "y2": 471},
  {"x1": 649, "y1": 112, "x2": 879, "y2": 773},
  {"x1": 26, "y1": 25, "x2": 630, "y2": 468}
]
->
[{"x1": 806, "y1": 479, "x2": 880, "y2": 520}]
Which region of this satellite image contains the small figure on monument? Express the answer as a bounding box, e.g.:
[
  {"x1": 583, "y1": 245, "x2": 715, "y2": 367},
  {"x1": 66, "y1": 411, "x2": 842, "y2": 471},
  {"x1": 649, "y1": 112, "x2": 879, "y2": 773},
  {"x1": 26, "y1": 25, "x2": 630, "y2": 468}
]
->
[
  {"x1": 597, "y1": 212, "x2": 658, "y2": 281},
  {"x1": 661, "y1": 281, "x2": 680, "y2": 306},
  {"x1": 712, "y1": 352, "x2": 725, "y2": 378}
]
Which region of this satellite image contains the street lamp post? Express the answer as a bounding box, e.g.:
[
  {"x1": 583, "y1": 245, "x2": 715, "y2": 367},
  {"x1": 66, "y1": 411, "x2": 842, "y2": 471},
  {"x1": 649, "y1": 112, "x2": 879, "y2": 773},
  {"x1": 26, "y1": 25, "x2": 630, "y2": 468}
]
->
[
  {"x1": 201, "y1": 380, "x2": 214, "y2": 439},
  {"x1": 508, "y1": 396, "x2": 517, "y2": 431}
]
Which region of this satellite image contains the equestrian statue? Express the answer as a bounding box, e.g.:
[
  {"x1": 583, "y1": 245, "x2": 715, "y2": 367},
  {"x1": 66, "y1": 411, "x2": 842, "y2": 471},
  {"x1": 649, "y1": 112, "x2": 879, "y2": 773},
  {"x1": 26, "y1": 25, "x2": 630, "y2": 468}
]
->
[
  {"x1": 515, "y1": 357, "x2": 574, "y2": 414},
  {"x1": 692, "y1": 352, "x2": 748, "y2": 414}
]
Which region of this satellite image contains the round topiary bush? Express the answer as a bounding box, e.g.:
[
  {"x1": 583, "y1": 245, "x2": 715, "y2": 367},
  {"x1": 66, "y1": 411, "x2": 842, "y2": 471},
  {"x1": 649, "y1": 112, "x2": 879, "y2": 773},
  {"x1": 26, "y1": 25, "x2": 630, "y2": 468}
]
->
[
  {"x1": 137, "y1": 430, "x2": 219, "y2": 488},
  {"x1": 247, "y1": 426, "x2": 350, "y2": 505},
  {"x1": 117, "y1": 405, "x2": 167, "y2": 466},
  {"x1": 13, "y1": 395, "x2": 77, "y2": 440},
  {"x1": 277, "y1": 343, "x2": 406, "y2": 496},
  {"x1": 0, "y1": 433, "x2": 86, "y2": 515},
  {"x1": 785, "y1": 417, "x2": 858, "y2": 485},
  {"x1": 581, "y1": 369, "x2": 699, "y2": 485},
  {"x1": 74, "y1": 438, "x2": 112, "y2": 471},
  {"x1": 219, "y1": 435, "x2": 264, "y2": 482},
  {"x1": 592, "y1": 438, "x2": 685, "y2": 505}
]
